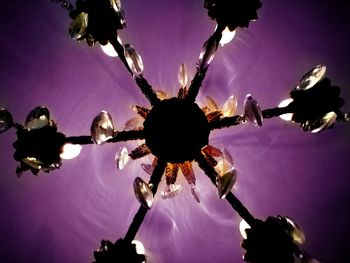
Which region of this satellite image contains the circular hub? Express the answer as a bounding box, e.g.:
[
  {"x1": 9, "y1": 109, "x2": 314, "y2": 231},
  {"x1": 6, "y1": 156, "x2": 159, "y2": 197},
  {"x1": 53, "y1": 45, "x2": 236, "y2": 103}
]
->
[{"x1": 143, "y1": 98, "x2": 209, "y2": 163}]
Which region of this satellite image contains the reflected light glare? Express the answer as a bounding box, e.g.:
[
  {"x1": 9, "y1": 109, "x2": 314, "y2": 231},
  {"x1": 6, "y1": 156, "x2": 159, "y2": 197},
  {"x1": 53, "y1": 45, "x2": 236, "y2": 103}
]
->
[
  {"x1": 278, "y1": 98, "x2": 294, "y2": 121},
  {"x1": 60, "y1": 143, "x2": 82, "y2": 160},
  {"x1": 219, "y1": 27, "x2": 236, "y2": 46},
  {"x1": 132, "y1": 240, "x2": 145, "y2": 255},
  {"x1": 100, "y1": 42, "x2": 119, "y2": 57},
  {"x1": 239, "y1": 219, "x2": 251, "y2": 239}
]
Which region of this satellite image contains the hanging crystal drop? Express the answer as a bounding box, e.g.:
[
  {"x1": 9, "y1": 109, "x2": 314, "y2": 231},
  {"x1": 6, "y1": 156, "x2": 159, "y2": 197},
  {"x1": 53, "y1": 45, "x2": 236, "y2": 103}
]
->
[
  {"x1": 124, "y1": 43, "x2": 144, "y2": 77},
  {"x1": 24, "y1": 106, "x2": 51, "y2": 130},
  {"x1": 202, "y1": 145, "x2": 223, "y2": 157},
  {"x1": 22, "y1": 157, "x2": 43, "y2": 170},
  {"x1": 297, "y1": 65, "x2": 326, "y2": 91},
  {"x1": 161, "y1": 184, "x2": 182, "y2": 200},
  {"x1": 198, "y1": 35, "x2": 218, "y2": 71},
  {"x1": 130, "y1": 105, "x2": 149, "y2": 119},
  {"x1": 69, "y1": 12, "x2": 88, "y2": 40},
  {"x1": 129, "y1": 144, "x2": 151, "y2": 160},
  {"x1": 141, "y1": 163, "x2": 154, "y2": 175},
  {"x1": 222, "y1": 148, "x2": 234, "y2": 165},
  {"x1": 222, "y1": 95, "x2": 238, "y2": 117},
  {"x1": 90, "y1": 111, "x2": 115, "y2": 145},
  {"x1": 0, "y1": 108, "x2": 14, "y2": 133},
  {"x1": 155, "y1": 90, "x2": 169, "y2": 100},
  {"x1": 244, "y1": 94, "x2": 263, "y2": 127},
  {"x1": 283, "y1": 216, "x2": 306, "y2": 244},
  {"x1": 215, "y1": 159, "x2": 237, "y2": 199},
  {"x1": 133, "y1": 177, "x2": 153, "y2": 209},
  {"x1": 115, "y1": 146, "x2": 130, "y2": 170},
  {"x1": 310, "y1": 111, "x2": 337, "y2": 133},
  {"x1": 178, "y1": 63, "x2": 188, "y2": 88},
  {"x1": 190, "y1": 184, "x2": 200, "y2": 203}
]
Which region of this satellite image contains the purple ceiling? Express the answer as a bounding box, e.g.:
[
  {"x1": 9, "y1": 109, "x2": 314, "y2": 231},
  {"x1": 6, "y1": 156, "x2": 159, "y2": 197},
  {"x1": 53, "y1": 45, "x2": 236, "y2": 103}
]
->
[{"x1": 1, "y1": 0, "x2": 350, "y2": 262}]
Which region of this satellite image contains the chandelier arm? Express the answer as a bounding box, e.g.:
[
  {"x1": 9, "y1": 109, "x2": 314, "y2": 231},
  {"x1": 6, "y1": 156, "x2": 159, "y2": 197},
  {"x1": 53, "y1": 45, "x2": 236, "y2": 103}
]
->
[
  {"x1": 195, "y1": 152, "x2": 256, "y2": 227},
  {"x1": 109, "y1": 34, "x2": 133, "y2": 75},
  {"x1": 107, "y1": 129, "x2": 145, "y2": 142},
  {"x1": 124, "y1": 159, "x2": 166, "y2": 243},
  {"x1": 65, "y1": 135, "x2": 93, "y2": 145},
  {"x1": 186, "y1": 26, "x2": 224, "y2": 102},
  {"x1": 334, "y1": 109, "x2": 350, "y2": 122},
  {"x1": 135, "y1": 76, "x2": 161, "y2": 106},
  {"x1": 262, "y1": 106, "x2": 292, "y2": 119},
  {"x1": 208, "y1": 115, "x2": 245, "y2": 130}
]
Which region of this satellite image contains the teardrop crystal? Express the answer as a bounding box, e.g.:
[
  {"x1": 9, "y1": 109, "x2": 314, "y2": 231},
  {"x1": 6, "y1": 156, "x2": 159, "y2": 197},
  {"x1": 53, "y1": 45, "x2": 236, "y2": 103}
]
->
[
  {"x1": 178, "y1": 63, "x2": 188, "y2": 88},
  {"x1": 215, "y1": 159, "x2": 237, "y2": 199},
  {"x1": 0, "y1": 108, "x2": 14, "y2": 133},
  {"x1": 22, "y1": 157, "x2": 43, "y2": 170},
  {"x1": 124, "y1": 116, "x2": 140, "y2": 130},
  {"x1": 310, "y1": 111, "x2": 337, "y2": 133},
  {"x1": 297, "y1": 65, "x2": 326, "y2": 91},
  {"x1": 91, "y1": 111, "x2": 115, "y2": 145},
  {"x1": 244, "y1": 94, "x2": 263, "y2": 127},
  {"x1": 25, "y1": 106, "x2": 50, "y2": 130},
  {"x1": 133, "y1": 177, "x2": 153, "y2": 209},
  {"x1": 124, "y1": 43, "x2": 144, "y2": 77},
  {"x1": 206, "y1": 96, "x2": 219, "y2": 111},
  {"x1": 155, "y1": 90, "x2": 169, "y2": 100},
  {"x1": 161, "y1": 184, "x2": 182, "y2": 200},
  {"x1": 115, "y1": 147, "x2": 130, "y2": 170},
  {"x1": 284, "y1": 216, "x2": 306, "y2": 244},
  {"x1": 69, "y1": 12, "x2": 88, "y2": 40},
  {"x1": 141, "y1": 163, "x2": 154, "y2": 175},
  {"x1": 222, "y1": 148, "x2": 234, "y2": 165},
  {"x1": 222, "y1": 95, "x2": 238, "y2": 117},
  {"x1": 198, "y1": 35, "x2": 218, "y2": 71}
]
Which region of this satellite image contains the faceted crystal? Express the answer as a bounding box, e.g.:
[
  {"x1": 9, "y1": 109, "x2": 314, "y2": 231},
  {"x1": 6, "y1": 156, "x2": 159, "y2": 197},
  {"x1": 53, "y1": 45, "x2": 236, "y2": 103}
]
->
[
  {"x1": 161, "y1": 184, "x2": 182, "y2": 200},
  {"x1": 244, "y1": 94, "x2": 263, "y2": 127},
  {"x1": 190, "y1": 184, "x2": 200, "y2": 203},
  {"x1": 215, "y1": 159, "x2": 237, "y2": 199},
  {"x1": 91, "y1": 111, "x2": 115, "y2": 145},
  {"x1": 124, "y1": 116, "x2": 140, "y2": 130},
  {"x1": 178, "y1": 63, "x2": 188, "y2": 88},
  {"x1": 165, "y1": 163, "x2": 179, "y2": 185},
  {"x1": 22, "y1": 157, "x2": 43, "y2": 170},
  {"x1": 205, "y1": 96, "x2": 219, "y2": 111},
  {"x1": 180, "y1": 161, "x2": 195, "y2": 185},
  {"x1": 129, "y1": 144, "x2": 151, "y2": 160},
  {"x1": 124, "y1": 43, "x2": 144, "y2": 77},
  {"x1": 0, "y1": 108, "x2": 14, "y2": 133},
  {"x1": 284, "y1": 216, "x2": 306, "y2": 244},
  {"x1": 133, "y1": 177, "x2": 153, "y2": 209},
  {"x1": 297, "y1": 65, "x2": 326, "y2": 90},
  {"x1": 25, "y1": 106, "x2": 50, "y2": 130},
  {"x1": 311, "y1": 111, "x2": 337, "y2": 133},
  {"x1": 222, "y1": 148, "x2": 234, "y2": 165},
  {"x1": 115, "y1": 146, "x2": 130, "y2": 170},
  {"x1": 222, "y1": 95, "x2": 238, "y2": 117},
  {"x1": 69, "y1": 12, "x2": 88, "y2": 40},
  {"x1": 131, "y1": 105, "x2": 149, "y2": 119},
  {"x1": 198, "y1": 35, "x2": 218, "y2": 71},
  {"x1": 141, "y1": 163, "x2": 154, "y2": 175},
  {"x1": 202, "y1": 145, "x2": 223, "y2": 157},
  {"x1": 155, "y1": 90, "x2": 169, "y2": 100}
]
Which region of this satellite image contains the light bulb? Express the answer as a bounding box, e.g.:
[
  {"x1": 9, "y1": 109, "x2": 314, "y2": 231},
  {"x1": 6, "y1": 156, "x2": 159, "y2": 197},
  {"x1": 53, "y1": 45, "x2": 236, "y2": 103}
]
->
[
  {"x1": 239, "y1": 219, "x2": 251, "y2": 239},
  {"x1": 219, "y1": 26, "x2": 236, "y2": 46},
  {"x1": 278, "y1": 98, "x2": 294, "y2": 121},
  {"x1": 60, "y1": 143, "x2": 82, "y2": 160}
]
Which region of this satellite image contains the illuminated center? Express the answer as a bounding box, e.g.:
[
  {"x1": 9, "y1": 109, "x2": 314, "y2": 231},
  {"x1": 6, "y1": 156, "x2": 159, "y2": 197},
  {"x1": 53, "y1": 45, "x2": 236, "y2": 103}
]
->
[{"x1": 144, "y1": 98, "x2": 209, "y2": 163}]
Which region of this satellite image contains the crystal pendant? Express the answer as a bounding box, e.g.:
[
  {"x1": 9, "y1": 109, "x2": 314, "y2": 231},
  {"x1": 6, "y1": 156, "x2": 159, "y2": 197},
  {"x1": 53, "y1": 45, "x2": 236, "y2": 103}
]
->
[
  {"x1": 244, "y1": 94, "x2": 263, "y2": 127},
  {"x1": 297, "y1": 65, "x2": 326, "y2": 90},
  {"x1": 222, "y1": 95, "x2": 238, "y2": 117},
  {"x1": 22, "y1": 157, "x2": 43, "y2": 170},
  {"x1": 141, "y1": 163, "x2": 154, "y2": 175},
  {"x1": 155, "y1": 90, "x2": 169, "y2": 100},
  {"x1": 133, "y1": 177, "x2": 153, "y2": 209},
  {"x1": 124, "y1": 43, "x2": 144, "y2": 77},
  {"x1": 222, "y1": 148, "x2": 234, "y2": 165},
  {"x1": 310, "y1": 111, "x2": 337, "y2": 133},
  {"x1": 69, "y1": 12, "x2": 88, "y2": 40},
  {"x1": 215, "y1": 159, "x2": 237, "y2": 199},
  {"x1": 284, "y1": 216, "x2": 306, "y2": 244},
  {"x1": 198, "y1": 35, "x2": 218, "y2": 71},
  {"x1": 205, "y1": 96, "x2": 219, "y2": 111},
  {"x1": 161, "y1": 184, "x2": 182, "y2": 200},
  {"x1": 91, "y1": 111, "x2": 115, "y2": 145},
  {"x1": 0, "y1": 108, "x2": 14, "y2": 133},
  {"x1": 190, "y1": 184, "x2": 200, "y2": 203},
  {"x1": 202, "y1": 144, "x2": 223, "y2": 157},
  {"x1": 115, "y1": 147, "x2": 130, "y2": 170},
  {"x1": 178, "y1": 63, "x2": 188, "y2": 88},
  {"x1": 25, "y1": 106, "x2": 51, "y2": 130}
]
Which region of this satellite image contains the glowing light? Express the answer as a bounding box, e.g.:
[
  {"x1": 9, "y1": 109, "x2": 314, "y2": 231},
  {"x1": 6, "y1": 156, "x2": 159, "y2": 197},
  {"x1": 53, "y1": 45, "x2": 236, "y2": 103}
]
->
[
  {"x1": 131, "y1": 240, "x2": 145, "y2": 256},
  {"x1": 220, "y1": 27, "x2": 236, "y2": 46},
  {"x1": 239, "y1": 219, "x2": 251, "y2": 239},
  {"x1": 278, "y1": 98, "x2": 294, "y2": 121},
  {"x1": 60, "y1": 143, "x2": 82, "y2": 160},
  {"x1": 100, "y1": 42, "x2": 118, "y2": 57}
]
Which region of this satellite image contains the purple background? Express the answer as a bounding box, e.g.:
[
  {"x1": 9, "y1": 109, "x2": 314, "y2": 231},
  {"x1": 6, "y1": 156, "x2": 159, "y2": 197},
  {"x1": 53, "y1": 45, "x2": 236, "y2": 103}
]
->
[{"x1": 1, "y1": 0, "x2": 350, "y2": 262}]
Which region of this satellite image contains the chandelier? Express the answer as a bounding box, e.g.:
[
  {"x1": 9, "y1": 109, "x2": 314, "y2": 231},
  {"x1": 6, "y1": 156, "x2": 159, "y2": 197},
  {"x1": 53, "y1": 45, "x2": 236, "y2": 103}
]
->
[{"x1": 0, "y1": 0, "x2": 349, "y2": 262}]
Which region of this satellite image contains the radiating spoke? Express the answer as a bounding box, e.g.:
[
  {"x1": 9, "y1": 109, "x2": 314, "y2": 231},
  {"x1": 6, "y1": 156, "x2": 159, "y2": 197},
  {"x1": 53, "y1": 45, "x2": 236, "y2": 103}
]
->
[
  {"x1": 208, "y1": 115, "x2": 245, "y2": 130},
  {"x1": 107, "y1": 129, "x2": 145, "y2": 142}
]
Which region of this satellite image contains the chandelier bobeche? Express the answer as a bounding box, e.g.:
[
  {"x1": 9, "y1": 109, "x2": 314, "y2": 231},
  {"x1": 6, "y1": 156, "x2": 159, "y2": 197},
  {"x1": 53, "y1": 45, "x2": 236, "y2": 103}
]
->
[{"x1": 0, "y1": 0, "x2": 349, "y2": 262}]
